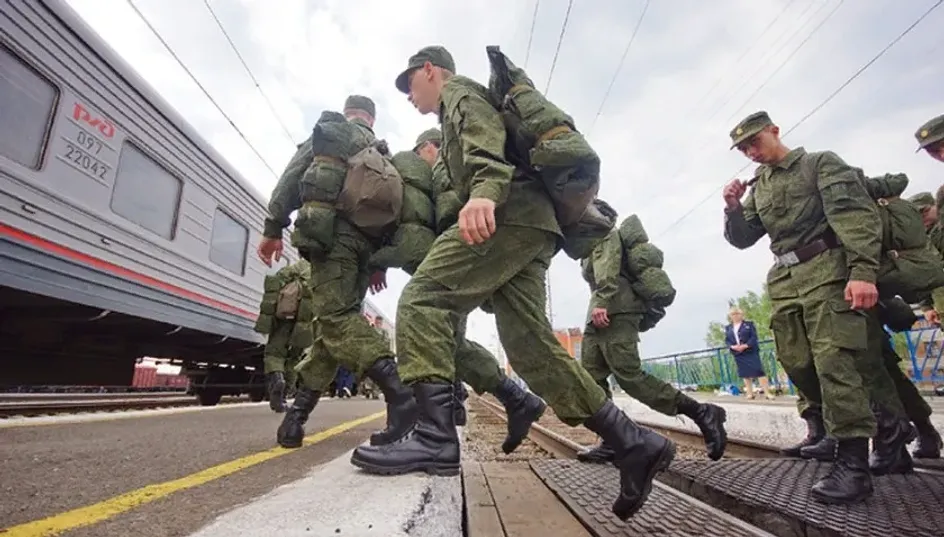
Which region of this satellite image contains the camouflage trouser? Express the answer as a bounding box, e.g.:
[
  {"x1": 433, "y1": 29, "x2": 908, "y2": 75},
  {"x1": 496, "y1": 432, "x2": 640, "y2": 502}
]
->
[
  {"x1": 771, "y1": 279, "x2": 900, "y2": 439},
  {"x1": 454, "y1": 314, "x2": 505, "y2": 395},
  {"x1": 296, "y1": 221, "x2": 393, "y2": 392},
  {"x1": 795, "y1": 334, "x2": 931, "y2": 423},
  {"x1": 264, "y1": 318, "x2": 305, "y2": 390},
  {"x1": 581, "y1": 313, "x2": 681, "y2": 415},
  {"x1": 396, "y1": 226, "x2": 606, "y2": 426}
]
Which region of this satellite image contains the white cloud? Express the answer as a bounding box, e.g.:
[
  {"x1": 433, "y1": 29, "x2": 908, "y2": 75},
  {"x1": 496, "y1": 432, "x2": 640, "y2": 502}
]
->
[{"x1": 64, "y1": 0, "x2": 944, "y2": 361}]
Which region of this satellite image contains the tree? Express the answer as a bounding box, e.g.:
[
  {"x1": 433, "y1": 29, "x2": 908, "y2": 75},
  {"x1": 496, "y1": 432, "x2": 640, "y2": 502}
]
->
[{"x1": 704, "y1": 283, "x2": 774, "y2": 348}]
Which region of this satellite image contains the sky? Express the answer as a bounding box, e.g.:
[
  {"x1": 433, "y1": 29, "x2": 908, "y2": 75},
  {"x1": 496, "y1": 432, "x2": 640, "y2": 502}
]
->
[{"x1": 63, "y1": 0, "x2": 944, "y2": 360}]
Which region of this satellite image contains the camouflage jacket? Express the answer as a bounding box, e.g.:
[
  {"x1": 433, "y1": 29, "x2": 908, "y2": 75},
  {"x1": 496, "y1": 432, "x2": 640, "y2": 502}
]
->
[
  {"x1": 580, "y1": 229, "x2": 646, "y2": 325},
  {"x1": 263, "y1": 119, "x2": 376, "y2": 239},
  {"x1": 437, "y1": 76, "x2": 561, "y2": 238},
  {"x1": 724, "y1": 147, "x2": 882, "y2": 297}
]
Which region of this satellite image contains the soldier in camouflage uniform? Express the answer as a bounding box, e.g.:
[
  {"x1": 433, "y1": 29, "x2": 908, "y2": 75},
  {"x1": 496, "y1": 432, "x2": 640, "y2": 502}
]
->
[
  {"x1": 256, "y1": 95, "x2": 416, "y2": 449},
  {"x1": 723, "y1": 111, "x2": 913, "y2": 504},
  {"x1": 254, "y1": 258, "x2": 312, "y2": 413},
  {"x1": 351, "y1": 46, "x2": 675, "y2": 521},
  {"x1": 915, "y1": 114, "x2": 944, "y2": 163},
  {"x1": 576, "y1": 229, "x2": 728, "y2": 463},
  {"x1": 410, "y1": 127, "x2": 547, "y2": 453}
]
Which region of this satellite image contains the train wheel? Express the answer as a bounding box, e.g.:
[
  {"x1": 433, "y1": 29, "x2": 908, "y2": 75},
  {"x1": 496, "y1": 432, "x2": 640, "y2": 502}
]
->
[{"x1": 196, "y1": 389, "x2": 222, "y2": 406}]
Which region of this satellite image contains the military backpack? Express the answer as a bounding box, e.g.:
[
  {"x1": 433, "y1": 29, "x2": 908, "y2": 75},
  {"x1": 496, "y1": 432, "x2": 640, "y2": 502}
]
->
[
  {"x1": 615, "y1": 215, "x2": 677, "y2": 332},
  {"x1": 799, "y1": 156, "x2": 944, "y2": 303},
  {"x1": 275, "y1": 279, "x2": 303, "y2": 320},
  {"x1": 336, "y1": 140, "x2": 405, "y2": 239},
  {"x1": 483, "y1": 46, "x2": 601, "y2": 228}
]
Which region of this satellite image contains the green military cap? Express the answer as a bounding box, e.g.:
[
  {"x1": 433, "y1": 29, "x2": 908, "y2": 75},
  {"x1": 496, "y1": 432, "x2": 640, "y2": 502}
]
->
[
  {"x1": 915, "y1": 114, "x2": 944, "y2": 151},
  {"x1": 414, "y1": 128, "x2": 442, "y2": 149},
  {"x1": 395, "y1": 45, "x2": 456, "y2": 94},
  {"x1": 344, "y1": 95, "x2": 376, "y2": 118},
  {"x1": 908, "y1": 191, "x2": 935, "y2": 210},
  {"x1": 729, "y1": 111, "x2": 774, "y2": 149}
]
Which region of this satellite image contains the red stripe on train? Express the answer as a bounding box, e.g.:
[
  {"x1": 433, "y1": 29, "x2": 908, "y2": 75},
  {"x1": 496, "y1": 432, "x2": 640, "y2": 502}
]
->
[{"x1": 0, "y1": 222, "x2": 257, "y2": 320}]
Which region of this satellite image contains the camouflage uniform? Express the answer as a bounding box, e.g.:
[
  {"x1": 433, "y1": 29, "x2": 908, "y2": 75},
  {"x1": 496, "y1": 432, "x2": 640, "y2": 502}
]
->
[
  {"x1": 262, "y1": 95, "x2": 417, "y2": 449},
  {"x1": 724, "y1": 111, "x2": 913, "y2": 504},
  {"x1": 577, "y1": 229, "x2": 727, "y2": 462},
  {"x1": 352, "y1": 46, "x2": 676, "y2": 522},
  {"x1": 254, "y1": 259, "x2": 312, "y2": 412}
]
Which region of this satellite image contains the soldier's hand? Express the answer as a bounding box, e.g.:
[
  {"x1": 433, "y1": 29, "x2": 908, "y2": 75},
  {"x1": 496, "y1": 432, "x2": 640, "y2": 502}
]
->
[
  {"x1": 722, "y1": 179, "x2": 748, "y2": 210},
  {"x1": 844, "y1": 280, "x2": 879, "y2": 310},
  {"x1": 369, "y1": 270, "x2": 387, "y2": 294},
  {"x1": 459, "y1": 198, "x2": 497, "y2": 245},
  {"x1": 257, "y1": 238, "x2": 283, "y2": 267},
  {"x1": 924, "y1": 309, "x2": 940, "y2": 325},
  {"x1": 591, "y1": 307, "x2": 610, "y2": 328}
]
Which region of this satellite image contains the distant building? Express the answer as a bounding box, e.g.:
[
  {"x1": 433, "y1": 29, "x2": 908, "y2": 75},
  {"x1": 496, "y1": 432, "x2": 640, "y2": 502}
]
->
[{"x1": 553, "y1": 327, "x2": 583, "y2": 362}]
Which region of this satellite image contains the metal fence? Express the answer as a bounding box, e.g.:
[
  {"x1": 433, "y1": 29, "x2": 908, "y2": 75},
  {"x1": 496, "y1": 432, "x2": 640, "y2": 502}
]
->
[{"x1": 640, "y1": 326, "x2": 944, "y2": 394}]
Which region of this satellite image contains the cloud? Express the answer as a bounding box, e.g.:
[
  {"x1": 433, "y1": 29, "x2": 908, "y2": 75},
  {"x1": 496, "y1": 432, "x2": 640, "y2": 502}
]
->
[{"x1": 63, "y1": 0, "x2": 944, "y2": 359}]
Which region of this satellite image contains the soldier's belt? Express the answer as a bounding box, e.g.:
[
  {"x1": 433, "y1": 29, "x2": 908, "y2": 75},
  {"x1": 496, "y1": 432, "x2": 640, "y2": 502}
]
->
[{"x1": 774, "y1": 235, "x2": 840, "y2": 268}]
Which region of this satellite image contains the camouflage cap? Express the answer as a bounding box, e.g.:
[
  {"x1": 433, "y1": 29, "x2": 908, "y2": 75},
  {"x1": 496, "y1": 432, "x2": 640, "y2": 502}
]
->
[
  {"x1": 344, "y1": 95, "x2": 376, "y2": 118},
  {"x1": 395, "y1": 46, "x2": 456, "y2": 94},
  {"x1": 414, "y1": 128, "x2": 442, "y2": 149},
  {"x1": 908, "y1": 191, "x2": 935, "y2": 211},
  {"x1": 915, "y1": 114, "x2": 944, "y2": 151},
  {"x1": 729, "y1": 111, "x2": 774, "y2": 149}
]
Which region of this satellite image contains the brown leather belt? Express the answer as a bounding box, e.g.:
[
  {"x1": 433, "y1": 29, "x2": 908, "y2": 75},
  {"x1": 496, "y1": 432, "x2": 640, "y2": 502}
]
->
[{"x1": 774, "y1": 234, "x2": 841, "y2": 268}]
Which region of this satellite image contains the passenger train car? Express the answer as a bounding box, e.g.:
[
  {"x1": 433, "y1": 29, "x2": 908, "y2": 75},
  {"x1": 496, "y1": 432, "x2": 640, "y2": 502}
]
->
[{"x1": 0, "y1": 0, "x2": 391, "y2": 404}]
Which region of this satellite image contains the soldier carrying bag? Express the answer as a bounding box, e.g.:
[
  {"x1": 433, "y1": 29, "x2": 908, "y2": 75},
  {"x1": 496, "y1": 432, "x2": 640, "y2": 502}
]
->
[
  {"x1": 483, "y1": 46, "x2": 601, "y2": 228},
  {"x1": 616, "y1": 214, "x2": 677, "y2": 332},
  {"x1": 275, "y1": 279, "x2": 303, "y2": 320},
  {"x1": 799, "y1": 156, "x2": 944, "y2": 303}
]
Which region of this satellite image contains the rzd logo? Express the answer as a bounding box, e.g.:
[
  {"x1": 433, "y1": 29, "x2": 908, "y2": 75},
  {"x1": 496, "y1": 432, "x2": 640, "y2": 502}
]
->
[{"x1": 72, "y1": 102, "x2": 116, "y2": 139}]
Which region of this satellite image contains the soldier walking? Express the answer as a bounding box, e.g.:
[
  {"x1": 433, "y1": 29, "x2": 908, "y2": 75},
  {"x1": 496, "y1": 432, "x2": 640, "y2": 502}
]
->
[
  {"x1": 723, "y1": 111, "x2": 913, "y2": 504},
  {"x1": 350, "y1": 46, "x2": 676, "y2": 521}
]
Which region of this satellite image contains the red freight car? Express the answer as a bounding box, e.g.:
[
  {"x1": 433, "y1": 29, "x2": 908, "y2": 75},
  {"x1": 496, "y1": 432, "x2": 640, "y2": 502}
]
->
[{"x1": 132, "y1": 364, "x2": 158, "y2": 388}]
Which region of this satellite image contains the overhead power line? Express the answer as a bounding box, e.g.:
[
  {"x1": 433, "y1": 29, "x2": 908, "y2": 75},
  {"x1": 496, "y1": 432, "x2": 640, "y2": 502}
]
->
[
  {"x1": 124, "y1": 0, "x2": 279, "y2": 178},
  {"x1": 587, "y1": 0, "x2": 651, "y2": 135},
  {"x1": 544, "y1": 0, "x2": 575, "y2": 95},
  {"x1": 524, "y1": 0, "x2": 541, "y2": 68},
  {"x1": 201, "y1": 0, "x2": 297, "y2": 146},
  {"x1": 655, "y1": 0, "x2": 944, "y2": 239}
]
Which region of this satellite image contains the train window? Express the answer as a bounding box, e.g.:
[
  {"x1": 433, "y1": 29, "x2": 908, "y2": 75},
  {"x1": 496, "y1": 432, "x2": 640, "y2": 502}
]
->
[
  {"x1": 209, "y1": 208, "x2": 248, "y2": 275},
  {"x1": 111, "y1": 143, "x2": 182, "y2": 239},
  {"x1": 0, "y1": 45, "x2": 58, "y2": 169}
]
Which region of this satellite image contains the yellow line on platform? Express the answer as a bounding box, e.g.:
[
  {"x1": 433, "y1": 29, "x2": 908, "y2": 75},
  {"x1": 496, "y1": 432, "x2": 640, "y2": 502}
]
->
[{"x1": 0, "y1": 411, "x2": 386, "y2": 537}]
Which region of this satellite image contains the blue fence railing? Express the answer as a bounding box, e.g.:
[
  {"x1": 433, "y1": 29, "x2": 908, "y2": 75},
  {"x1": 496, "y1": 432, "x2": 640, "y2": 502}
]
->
[{"x1": 640, "y1": 325, "x2": 944, "y2": 393}]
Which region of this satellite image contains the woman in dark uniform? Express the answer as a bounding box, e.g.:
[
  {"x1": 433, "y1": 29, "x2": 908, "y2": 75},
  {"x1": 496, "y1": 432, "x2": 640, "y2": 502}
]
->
[{"x1": 724, "y1": 308, "x2": 773, "y2": 400}]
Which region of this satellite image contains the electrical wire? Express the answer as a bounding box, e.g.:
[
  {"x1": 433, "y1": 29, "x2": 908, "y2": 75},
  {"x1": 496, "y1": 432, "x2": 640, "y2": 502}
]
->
[
  {"x1": 544, "y1": 0, "x2": 575, "y2": 95},
  {"x1": 587, "y1": 0, "x2": 651, "y2": 135},
  {"x1": 524, "y1": 0, "x2": 541, "y2": 69},
  {"x1": 124, "y1": 0, "x2": 279, "y2": 178},
  {"x1": 201, "y1": 0, "x2": 297, "y2": 146},
  {"x1": 655, "y1": 0, "x2": 944, "y2": 239}
]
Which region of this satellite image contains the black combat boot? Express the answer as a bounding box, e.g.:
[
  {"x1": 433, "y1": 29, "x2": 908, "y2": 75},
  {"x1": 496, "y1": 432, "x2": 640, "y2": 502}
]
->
[
  {"x1": 492, "y1": 377, "x2": 547, "y2": 454},
  {"x1": 800, "y1": 436, "x2": 837, "y2": 461},
  {"x1": 366, "y1": 358, "x2": 418, "y2": 446},
  {"x1": 912, "y1": 417, "x2": 943, "y2": 459},
  {"x1": 267, "y1": 371, "x2": 287, "y2": 413},
  {"x1": 583, "y1": 400, "x2": 676, "y2": 520},
  {"x1": 677, "y1": 396, "x2": 727, "y2": 460},
  {"x1": 276, "y1": 387, "x2": 321, "y2": 448},
  {"x1": 577, "y1": 439, "x2": 615, "y2": 464},
  {"x1": 810, "y1": 438, "x2": 873, "y2": 505},
  {"x1": 454, "y1": 380, "x2": 469, "y2": 426},
  {"x1": 869, "y1": 403, "x2": 915, "y2": 475},
  {"x1": 351, "y1": 382, "x2": 460, "y2": 476},
  {"x1": 781, "y1": 407, "x2": 826, "y2": 457}
]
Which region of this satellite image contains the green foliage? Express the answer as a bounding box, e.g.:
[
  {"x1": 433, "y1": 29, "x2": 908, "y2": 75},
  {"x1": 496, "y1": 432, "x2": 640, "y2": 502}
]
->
[{"x1": 704, "y1": 283, "x2": 774, "y2": 348}]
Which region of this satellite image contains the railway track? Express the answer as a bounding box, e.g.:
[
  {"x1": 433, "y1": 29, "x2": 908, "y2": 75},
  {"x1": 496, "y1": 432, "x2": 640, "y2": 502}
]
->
[{"x1": 0, "y1": 393, "x2": 252, "y2": 418}]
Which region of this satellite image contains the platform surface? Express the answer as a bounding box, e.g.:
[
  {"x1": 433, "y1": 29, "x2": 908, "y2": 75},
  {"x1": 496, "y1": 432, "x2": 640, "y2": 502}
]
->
[{"x1": 664, "y1": 458, "x2": 944, "y2": 537}]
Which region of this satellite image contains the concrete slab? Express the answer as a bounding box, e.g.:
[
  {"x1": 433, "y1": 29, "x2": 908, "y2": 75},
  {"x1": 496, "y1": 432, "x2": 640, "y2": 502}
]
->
[
  {"x1": 615, "y1": 392, "x2": 944, "y2": 448},
  {"x1": 186, "y1": 445, "x2": 463, "y2": 537}
]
